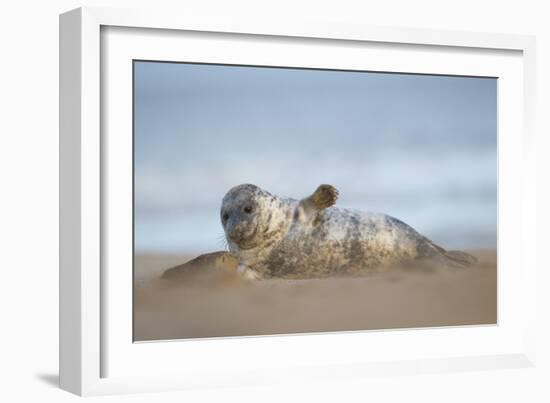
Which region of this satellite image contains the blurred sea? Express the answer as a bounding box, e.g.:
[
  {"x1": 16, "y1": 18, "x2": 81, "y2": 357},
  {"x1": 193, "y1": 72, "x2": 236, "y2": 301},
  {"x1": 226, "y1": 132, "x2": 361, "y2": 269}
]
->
[{"x1": 134, "y1": 62, "x2": 496, "y2": 253}]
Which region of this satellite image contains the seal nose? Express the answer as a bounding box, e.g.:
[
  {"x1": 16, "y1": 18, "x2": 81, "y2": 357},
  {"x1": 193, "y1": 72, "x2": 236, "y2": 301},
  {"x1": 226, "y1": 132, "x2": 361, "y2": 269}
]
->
[{"x1": 228, "y1": 224, "x2": 245, "y2": 242}]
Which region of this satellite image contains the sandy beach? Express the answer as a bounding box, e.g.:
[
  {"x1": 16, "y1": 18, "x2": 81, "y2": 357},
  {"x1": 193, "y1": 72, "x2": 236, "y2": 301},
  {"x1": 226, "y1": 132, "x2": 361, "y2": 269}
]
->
[{"x1": 133, "y1": 250, "x2": 496, "y2": 341}]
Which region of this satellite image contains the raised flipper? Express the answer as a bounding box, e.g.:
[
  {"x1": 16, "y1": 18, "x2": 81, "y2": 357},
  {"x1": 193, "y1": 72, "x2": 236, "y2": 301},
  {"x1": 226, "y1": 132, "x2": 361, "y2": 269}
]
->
[{"x1": 295, "y1": 184, "x2": 339, "y2": 225}]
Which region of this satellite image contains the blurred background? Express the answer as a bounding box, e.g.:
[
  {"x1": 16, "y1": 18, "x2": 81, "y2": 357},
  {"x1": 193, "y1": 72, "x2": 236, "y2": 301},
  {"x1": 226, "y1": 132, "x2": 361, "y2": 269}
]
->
[{"x1": 134, "y1": 61, "x2": 496, "y2": 254}]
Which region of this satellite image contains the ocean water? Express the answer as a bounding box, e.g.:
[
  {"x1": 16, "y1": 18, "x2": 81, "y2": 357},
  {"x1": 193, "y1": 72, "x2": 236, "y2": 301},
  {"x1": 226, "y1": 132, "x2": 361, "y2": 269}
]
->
[{"x1": 134, "y1": 62, "x2": 497, "y2": 253}]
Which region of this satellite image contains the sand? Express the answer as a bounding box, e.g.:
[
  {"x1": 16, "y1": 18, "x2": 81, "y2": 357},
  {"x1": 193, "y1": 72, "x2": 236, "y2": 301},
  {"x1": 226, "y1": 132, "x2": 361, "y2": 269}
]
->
[{"x1": 134, "y1": 250, "x2": 496, "y2": 341}]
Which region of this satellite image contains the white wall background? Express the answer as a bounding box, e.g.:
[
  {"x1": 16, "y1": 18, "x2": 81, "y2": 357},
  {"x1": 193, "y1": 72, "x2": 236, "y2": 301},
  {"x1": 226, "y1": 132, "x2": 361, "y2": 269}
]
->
[{"x1": 0, "y1": 0, "x2": 548, "y2": 402}]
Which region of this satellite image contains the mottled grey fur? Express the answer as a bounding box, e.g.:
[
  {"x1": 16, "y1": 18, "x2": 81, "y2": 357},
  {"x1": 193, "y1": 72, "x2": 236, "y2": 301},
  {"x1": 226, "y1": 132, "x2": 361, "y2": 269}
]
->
[{"x1": 221, "y1": 184, "x2": 476, "y2": 279}]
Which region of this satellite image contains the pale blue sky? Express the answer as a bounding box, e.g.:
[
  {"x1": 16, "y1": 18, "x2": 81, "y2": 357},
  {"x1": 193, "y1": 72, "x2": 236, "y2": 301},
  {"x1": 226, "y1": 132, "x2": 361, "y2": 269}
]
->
[{"x1": 134, "y1": 61, "x2": 497, "y2": 253}]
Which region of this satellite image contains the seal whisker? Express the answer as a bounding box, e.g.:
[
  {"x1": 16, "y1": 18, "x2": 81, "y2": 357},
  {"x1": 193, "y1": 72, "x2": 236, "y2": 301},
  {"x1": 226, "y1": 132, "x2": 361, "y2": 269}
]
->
[{"x1": 216, "y1": 233, "x2": 229, "y2": 251}]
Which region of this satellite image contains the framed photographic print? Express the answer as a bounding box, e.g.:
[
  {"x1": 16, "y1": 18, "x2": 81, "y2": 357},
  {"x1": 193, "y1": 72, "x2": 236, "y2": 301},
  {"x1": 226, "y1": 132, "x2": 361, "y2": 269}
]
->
[{"x1": 59, "y1": 7, "x2": 537, "y2": 396}]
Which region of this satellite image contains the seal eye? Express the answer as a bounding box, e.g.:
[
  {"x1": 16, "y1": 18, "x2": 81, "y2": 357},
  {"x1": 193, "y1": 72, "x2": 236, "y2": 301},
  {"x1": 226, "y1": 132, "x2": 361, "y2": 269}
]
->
[
  {"x1": 243, "y1": 206, "x2": 253, "y2": 214},
  {"x1": 222, "y1": 212, "x2": 229, "y2": 223}
]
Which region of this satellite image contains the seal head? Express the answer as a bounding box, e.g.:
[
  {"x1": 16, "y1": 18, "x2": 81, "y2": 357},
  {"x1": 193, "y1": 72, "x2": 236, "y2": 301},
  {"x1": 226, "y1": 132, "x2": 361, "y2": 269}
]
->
[
  {"x1": 221, "y1": 184, "x2": 292, "y2": 252},
  {"x1": 221, "y1": 184, "x2": 263, "y2": 250}
]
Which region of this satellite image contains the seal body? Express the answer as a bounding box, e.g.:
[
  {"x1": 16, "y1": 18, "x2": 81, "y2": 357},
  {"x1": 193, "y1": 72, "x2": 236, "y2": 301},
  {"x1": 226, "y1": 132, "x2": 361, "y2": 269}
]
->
[{"x1": 221, "y1": 184, "x2": 475, "y2": 279}]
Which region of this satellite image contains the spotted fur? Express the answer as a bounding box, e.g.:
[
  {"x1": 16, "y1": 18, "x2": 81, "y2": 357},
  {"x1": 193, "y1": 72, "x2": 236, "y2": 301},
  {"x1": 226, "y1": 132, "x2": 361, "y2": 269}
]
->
[{"x1": 221, "y1": 184, "x2": 475, "y2": 279}]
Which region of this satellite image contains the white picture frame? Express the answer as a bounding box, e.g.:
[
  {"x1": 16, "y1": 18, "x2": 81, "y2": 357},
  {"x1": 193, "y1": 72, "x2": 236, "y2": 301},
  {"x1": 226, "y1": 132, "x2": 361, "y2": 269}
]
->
[{"x1": 59, "y1": 6, "x2": 537, "y2": 396}]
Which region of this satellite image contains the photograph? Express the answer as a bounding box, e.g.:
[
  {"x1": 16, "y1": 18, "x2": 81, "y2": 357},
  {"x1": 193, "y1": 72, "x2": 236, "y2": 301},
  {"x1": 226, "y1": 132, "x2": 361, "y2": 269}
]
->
[{"x1": 132, "y1": 60, "x2": 497, "y2": 341}]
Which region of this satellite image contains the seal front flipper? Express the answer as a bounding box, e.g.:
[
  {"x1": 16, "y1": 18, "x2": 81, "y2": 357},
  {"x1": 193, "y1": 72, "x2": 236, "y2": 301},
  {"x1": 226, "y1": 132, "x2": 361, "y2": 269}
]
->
[
  {"x1": 295, "y1": 184, "x2": 339, "y2": 224},
  {"x1": 236, "y1": 263, "x2": 262, "y2": 280}
]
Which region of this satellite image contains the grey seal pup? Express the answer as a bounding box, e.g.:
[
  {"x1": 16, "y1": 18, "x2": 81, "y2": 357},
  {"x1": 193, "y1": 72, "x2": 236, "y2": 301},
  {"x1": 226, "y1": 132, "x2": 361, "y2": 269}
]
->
[{"x1": 221, "y1": 184, "x2": 476, "y2": 279}]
